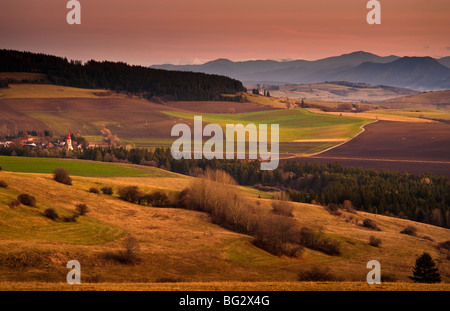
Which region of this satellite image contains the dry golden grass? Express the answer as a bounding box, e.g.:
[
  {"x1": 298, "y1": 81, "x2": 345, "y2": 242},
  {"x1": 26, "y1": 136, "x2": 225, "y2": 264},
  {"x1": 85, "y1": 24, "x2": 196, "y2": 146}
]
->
[
  {"x1": 0, "y1": 84, "x2": 116, "y2": 98},
  {"x1": 0, "y1": 169, "x2": 449, "y2": 287},
  {"x1": 0, "y1": 281, "x2": 448, "y2": 291}
]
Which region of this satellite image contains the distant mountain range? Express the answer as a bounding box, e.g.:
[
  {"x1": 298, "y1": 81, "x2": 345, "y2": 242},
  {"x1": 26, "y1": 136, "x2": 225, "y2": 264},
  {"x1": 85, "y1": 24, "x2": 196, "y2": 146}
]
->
[{"x1": 151, "y1": 51, "x2": 450, "y2": 90}]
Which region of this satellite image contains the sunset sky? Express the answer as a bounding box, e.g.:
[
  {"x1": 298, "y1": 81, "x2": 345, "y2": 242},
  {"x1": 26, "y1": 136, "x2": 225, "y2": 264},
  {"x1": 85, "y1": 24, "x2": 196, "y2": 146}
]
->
[{"x1": 1, "y1": 0, "x2": 449, "y2": 66}]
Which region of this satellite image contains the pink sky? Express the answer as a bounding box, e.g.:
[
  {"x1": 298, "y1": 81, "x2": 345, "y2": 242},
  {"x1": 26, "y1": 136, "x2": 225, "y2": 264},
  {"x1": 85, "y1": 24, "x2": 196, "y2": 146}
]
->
[{"x1": 1, "y1": 0, "x2": 449, "y2": 66}]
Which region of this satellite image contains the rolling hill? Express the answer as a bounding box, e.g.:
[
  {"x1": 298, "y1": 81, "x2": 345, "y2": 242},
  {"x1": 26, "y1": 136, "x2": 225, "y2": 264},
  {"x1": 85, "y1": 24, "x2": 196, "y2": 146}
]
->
[
  {"x1": 0, "y1": 158, "x2": 448, "y2": 289},
  {"x1": 0, "y1": 84, "x2": 372, "y2": 155},
  {"x1": 0, "y1": 50, "x2": 246, "y2": 101},
  {"x1": 152, "y1": 51, "x2": 450, "y2": 90}
]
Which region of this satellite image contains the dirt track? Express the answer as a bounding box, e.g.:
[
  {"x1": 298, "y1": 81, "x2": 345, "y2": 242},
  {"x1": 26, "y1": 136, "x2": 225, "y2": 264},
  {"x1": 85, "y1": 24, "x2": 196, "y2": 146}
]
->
[{"x1": 286, "y1": 121, "x2": 450, "y2": 176}]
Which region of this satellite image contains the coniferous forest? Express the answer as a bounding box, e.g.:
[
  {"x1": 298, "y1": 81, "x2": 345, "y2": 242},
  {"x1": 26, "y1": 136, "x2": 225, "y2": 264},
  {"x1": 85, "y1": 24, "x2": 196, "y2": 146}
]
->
[
  {"x1": 1, "y1": 145, "x2": 449, "y2": 229},
  {"x1": 0, "y1": 50, "x2": 246, "y2": 100}
]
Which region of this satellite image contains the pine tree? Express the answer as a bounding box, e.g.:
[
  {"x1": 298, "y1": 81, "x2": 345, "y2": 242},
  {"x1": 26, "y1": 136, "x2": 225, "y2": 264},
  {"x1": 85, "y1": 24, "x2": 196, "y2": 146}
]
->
[{"x1": 408, "y1": 252, "x2": 441, "y2": 283}]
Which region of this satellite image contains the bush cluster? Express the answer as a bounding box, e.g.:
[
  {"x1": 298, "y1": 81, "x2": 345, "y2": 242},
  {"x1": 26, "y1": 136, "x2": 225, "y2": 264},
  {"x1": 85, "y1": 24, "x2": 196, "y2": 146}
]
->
[
  {"x1": 369, "y1": 235, "x2": 382, "y2": 247},
  {"x1": 180, "y1": 169, "x2": 341, "y2": 257},
  {"x1": 400, "y1": 225, "x2": 418, "y2": 236},
  {"x1": 89, "y1": 187, "x2": 100, "y2": 194},
  {"x1": 43, "y1": 208, "x2": 59, "y2": 220},
  {"x1": 118, "y1": 186, "x2": 170, "y2": 207},
  {"x1": 8, "y1": 199, "x2": 20, "y2": 208},
  {"x1": 362, "y1": 219, "x2": 381, "y2": 231},
  {"x1": 53, "y1": 168, "x2": 72, "y2": 185},
  {"x1": 75, "y1": 203, "x2": 89, "y2": 216},
  {"x1": 298, "y1": 266, "x2": 336, "y2": 282},
  {"x1": 17, "y1": 194, "x2": 36, "y2": 207},
  {"x1": 298, "y1": 228, "x2": 341, "y2": 256},
  {"x1": 101, "y1": 187, "x2": 113, "y2": 195}
]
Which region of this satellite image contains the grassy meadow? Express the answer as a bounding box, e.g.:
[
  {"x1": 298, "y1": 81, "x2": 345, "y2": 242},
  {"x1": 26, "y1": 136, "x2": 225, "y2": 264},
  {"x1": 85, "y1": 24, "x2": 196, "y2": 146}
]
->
[
  {"x1": 163, "y1": 108, "x2": 370, "y2": 154},
  {"x1": 0, "y1": 157, "x2": 448, "y2": 289},
  {"x1": 0, "y1": 156, "x2": 178, "y2": 177}
]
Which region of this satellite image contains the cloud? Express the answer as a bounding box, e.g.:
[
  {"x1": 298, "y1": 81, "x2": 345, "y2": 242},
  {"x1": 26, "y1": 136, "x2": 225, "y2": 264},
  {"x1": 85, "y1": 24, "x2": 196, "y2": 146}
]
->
[{"x1": 164, "y1": 58, "x2": 209, "y2": 65}]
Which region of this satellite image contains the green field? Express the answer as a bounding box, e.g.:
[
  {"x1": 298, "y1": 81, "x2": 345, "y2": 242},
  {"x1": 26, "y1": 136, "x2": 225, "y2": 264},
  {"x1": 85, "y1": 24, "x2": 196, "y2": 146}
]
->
[
  {"x1": 367, "y1": 109, "x2": 450, "y2": 121},
  {"x1": 0, "y1": 156, "x2": 177, "y2": 177},
  {"x1": 163, "y1": 108, "x2": 370, "y2": 146}
]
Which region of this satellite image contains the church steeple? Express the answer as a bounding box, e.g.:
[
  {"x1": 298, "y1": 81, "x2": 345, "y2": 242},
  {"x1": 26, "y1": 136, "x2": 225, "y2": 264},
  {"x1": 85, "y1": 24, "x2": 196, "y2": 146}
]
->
[{"x1": 66, "y1": 131, "x2": 73, "y2": 150}]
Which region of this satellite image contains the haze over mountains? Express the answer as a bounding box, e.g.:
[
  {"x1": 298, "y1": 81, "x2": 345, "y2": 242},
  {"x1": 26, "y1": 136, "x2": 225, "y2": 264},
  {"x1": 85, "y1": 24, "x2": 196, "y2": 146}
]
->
[{"x1": 151, "y1": 51, "x2": 450, "y2": 90}]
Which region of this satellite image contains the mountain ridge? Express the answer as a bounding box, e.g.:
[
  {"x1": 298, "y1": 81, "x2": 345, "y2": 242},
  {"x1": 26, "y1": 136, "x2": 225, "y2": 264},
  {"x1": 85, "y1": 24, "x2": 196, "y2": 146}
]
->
[{"x1": 151, "y1": 52, "x2": 450, "y2": 90}]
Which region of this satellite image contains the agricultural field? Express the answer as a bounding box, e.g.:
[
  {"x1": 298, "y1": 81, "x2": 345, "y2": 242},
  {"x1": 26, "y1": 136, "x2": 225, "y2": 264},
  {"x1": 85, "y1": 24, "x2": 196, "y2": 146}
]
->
[
  {"x1": 287, "y1": 120, "x2": 450, "y2": 177},
  {"x1": 267, "y1": 83, "x2": 418, "y2": 103},
  {"x1": 163, "y1": 108, "x2": 370, "y2": 155},
  {"x1": 366, "y1": 109, "x2": 450, "y2": 122},
  {"x1": 0, "y1": 157, "x2": 449, "y2": 289},
  {"x1": 0, "y1": 84, "x2": 373, "y2": 155}
]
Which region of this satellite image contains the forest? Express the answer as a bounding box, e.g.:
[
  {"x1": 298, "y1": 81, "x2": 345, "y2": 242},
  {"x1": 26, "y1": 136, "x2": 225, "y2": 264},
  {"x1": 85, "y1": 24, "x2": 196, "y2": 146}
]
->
[
  {"x1": 1, "y1": 145, "x2": 449, "y2": 229},
  {"x1": 0, "y1": 50, "x2": 246, "y2": 100}
]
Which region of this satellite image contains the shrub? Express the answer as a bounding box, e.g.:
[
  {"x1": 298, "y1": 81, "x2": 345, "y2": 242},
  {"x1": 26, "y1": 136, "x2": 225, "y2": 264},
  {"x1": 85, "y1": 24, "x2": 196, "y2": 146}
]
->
[
  {"x1": 0, "y1": 180, "x2": 7, "y2": 188},
  {"x1": 17, "y1": 194, "x2": 36, "y2": 207},
  {"x1": 8, "y1": 199, "x2": 20, "y2": 208},
  {"x1": 123, "y1": 235, "x2": 140, "y2": 258},
  {"x1": 101, "y1": 187, "x2": 113, "y2": 195},
  {"x1": 175, "y1": 188, "x2": 190, "y2": 209},
  {"x1": 362, "y1": 219, "x2": 380, "y2": 231},
  {"x1": 271, "y1": 200, "x2": 294, "y2": 217},
  {"x1": 75, "y1": 203, "x2": 89, "y2": 216},
  {"x1": 43, "y1": 208, "x2": 59, "y2": 220},
  {"x1": 118, "y1": 186, "x2": 143, "y2": 204},
  {"x1": 253, "y1": 214, "x2": 301, "y2": 256},
  {"x1": 298, "y1": 266, "x2": 335, "y2": 282},
  {"x1": 89, "y1": 187, "x2": 100, "y2": 194},
  {"x1": 53, "y1": 168, "x2": 72, "y2": 185},
  {"x1": 341, "y1": 200, "x2": 356, "y2": 213},
  {"x1": 140, "y1": 191, "x2": 170, "y2": 207},
  {"x1": 400, "y1": 225, "x2": 417, "y2": 236},
  {"x1": 99, "y1": 251, "x2": 135, "y2": 265},
  {"x1": 369, "y1": 235, "x2": 382, "y2": 247},
  {"x1": 99, "y1": 235, "x2": 143, "y2": 265},
  {"x1": 299, "y1": 227, "x2": 341, "y2": 256},
  {"x1": 325, "y1": 203, "x2": 341, "y2": 216},
  {"x1": 61, "y1": 214, "x2": 78, "y2": 222}
]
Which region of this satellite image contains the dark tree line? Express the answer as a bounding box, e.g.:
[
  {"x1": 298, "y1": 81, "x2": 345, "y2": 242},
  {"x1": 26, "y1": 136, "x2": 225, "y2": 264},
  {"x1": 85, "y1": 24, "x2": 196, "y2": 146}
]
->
[
  {"x1": 1, "y1": 145, "x2": 448, "y2": 228},
  {"x1": 0, "y1": 50, "x2": 246, "y2": 100}
]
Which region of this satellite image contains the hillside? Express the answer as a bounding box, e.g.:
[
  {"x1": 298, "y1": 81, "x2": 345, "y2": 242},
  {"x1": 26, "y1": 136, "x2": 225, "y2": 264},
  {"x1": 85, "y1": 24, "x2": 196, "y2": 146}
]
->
[
  {"x1": 0, "y1": 50, "x2": 246, "y2": 101},
  {"x1": 266, "y1": 82, "x2": 418, "y2": 103},
  {"x1": 0, "y1": 159, "x2": 449, "y2": 289},
  {"x1": 0, "y1": 84, "x2": 372, "y2": 155},
  {"x1": 378, "y1": 90, "x2": 450, "y2": 110}
]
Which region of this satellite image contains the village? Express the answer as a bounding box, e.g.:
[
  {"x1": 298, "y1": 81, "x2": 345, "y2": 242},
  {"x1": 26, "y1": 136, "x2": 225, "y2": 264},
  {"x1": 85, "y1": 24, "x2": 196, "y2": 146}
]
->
[{"x1": 0, "y1": 131, "x2": 87, "y2": 150}]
